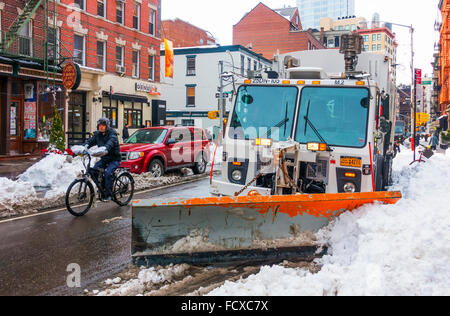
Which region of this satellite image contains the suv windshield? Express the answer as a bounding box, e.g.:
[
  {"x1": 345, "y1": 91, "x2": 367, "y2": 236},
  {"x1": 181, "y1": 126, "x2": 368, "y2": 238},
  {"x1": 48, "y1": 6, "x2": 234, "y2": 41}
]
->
[
  {"x1": 126, "y1": 129, "x2": 168, "y2": 144},
  {"x1": 295, "y1": 87, "x2": 370, "y2": 148},
  {"x1": 229, "y1": 85, "x2": 298, "y2": 141},
  {"x1": 395, "y1": 122, "x2": 405, "y2": 134}
]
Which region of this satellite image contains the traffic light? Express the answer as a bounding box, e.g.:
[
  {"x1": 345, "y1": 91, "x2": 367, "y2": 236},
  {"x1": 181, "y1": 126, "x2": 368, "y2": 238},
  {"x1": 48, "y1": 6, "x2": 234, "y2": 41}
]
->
[{"x1": 208, "y1": 111, "x2": 220, "y2": 120}]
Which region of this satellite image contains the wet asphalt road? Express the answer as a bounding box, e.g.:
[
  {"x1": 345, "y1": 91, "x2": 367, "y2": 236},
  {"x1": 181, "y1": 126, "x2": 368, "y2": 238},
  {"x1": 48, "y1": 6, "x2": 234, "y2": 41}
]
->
[{"x1": 0, "y1": 177, "x2": 212, "y2": 296}]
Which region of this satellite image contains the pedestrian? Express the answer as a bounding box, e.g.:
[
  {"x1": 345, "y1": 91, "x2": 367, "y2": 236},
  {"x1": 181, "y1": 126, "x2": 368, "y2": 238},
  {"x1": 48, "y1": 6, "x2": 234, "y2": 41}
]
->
[
  {"x1": 394, "y1": 139, "x2": 401, "y2": 154},
  {"x1": 424, "y1": 133, "x2": 429, "y2": 142},
  {"x1": 429, "y1": 132, "x2": 439, "y2": 151},
  {"x1": 122, "y1": 120, "x2": 130, "y2": 143}
]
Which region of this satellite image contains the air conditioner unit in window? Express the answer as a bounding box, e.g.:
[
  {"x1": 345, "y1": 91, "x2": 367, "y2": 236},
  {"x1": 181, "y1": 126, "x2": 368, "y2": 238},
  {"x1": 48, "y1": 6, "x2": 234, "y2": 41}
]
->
[{"x1": 116, "y1": 65, "x2": 125, "y2": 74}]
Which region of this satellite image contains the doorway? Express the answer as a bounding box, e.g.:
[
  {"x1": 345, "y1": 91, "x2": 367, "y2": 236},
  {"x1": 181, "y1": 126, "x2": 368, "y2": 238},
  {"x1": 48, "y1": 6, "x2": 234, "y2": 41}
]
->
[
  {"x1": 9, "y1": 99, "x2": 23, "y2": 154},
  {"x1": 67, "y1": 92, "x2": 87, "y2": 146}
]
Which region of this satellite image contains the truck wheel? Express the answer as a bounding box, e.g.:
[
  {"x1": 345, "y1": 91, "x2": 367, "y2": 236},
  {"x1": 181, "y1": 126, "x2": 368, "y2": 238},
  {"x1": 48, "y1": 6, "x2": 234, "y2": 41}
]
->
[
  {"x1": 148, "y1": 159, "x2": 164, "y2": 177},
  {"x1": 383, "y1": 155, "x2": 394, "y2": 189},
  {"x1": 375, "y1": 156, "x2": 385, "y2": 192},
  {"x1": 193, "y1": 152, "x2": 207, "y2": 174}
]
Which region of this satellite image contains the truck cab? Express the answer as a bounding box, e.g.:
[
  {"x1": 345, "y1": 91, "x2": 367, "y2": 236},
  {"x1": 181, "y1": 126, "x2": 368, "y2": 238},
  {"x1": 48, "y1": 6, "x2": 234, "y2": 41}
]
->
[{"x1": 211, "y1": 73, "x2": 395, "y2": 197}]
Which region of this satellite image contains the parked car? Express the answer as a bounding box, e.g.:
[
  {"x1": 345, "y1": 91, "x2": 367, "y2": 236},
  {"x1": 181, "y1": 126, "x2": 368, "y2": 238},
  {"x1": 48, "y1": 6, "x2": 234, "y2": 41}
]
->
[{"x1": 120, "y1": 126, "x2": 211, "y2": 176}]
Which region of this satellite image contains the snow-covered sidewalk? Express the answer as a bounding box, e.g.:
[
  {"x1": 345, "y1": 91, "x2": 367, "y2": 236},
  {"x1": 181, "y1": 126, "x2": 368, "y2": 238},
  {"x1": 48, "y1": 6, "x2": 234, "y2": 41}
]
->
[{"x1": 208, "y1": 149, "x2": 450, "y2": 296}]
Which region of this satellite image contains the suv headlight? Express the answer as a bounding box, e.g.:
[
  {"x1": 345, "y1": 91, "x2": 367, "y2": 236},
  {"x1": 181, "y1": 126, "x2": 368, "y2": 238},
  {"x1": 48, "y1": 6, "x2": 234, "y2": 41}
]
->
[{"x1": 128, "y1": 152, "x2": 145, "y2": 160}]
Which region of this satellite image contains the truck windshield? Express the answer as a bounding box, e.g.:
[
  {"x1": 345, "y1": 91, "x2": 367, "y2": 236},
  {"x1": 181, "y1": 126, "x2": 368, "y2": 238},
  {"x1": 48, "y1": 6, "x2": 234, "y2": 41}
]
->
[
  {"x1": 126, "y1": 129, "x2": 168, "y2": 144},
  {"x1": 295, "y1": 87, "x2": 370, "y2": 148},
  {"x1": 229, "y1": 85, "x2": 298, "y2": 141},
  {"x1": 395, "y1": 122, "x2": 405, "y2": 134}
]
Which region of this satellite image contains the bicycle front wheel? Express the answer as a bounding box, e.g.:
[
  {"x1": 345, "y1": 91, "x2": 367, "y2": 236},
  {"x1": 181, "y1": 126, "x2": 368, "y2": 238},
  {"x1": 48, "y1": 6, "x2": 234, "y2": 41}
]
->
[
  {"x1": 65, "y1": 179, "x2": 95, "y2": 217},
  {"x1": 113, "y1": 172, "x2": 135, "y2": 206}
]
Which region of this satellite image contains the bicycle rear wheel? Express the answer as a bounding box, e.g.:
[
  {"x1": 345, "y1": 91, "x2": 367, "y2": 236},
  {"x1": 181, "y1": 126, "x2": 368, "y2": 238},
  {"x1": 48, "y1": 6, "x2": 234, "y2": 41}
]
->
[
  {"x1": 65, "y1": 179, "x2": 95, "y2": 217},
  {"x1": 113, "y1": 172, "x2": 135, "y2": 206}
]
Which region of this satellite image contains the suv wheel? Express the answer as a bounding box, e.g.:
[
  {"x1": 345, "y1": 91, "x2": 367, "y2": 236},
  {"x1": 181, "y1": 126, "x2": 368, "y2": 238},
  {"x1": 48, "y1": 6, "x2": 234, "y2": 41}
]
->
[
  {"x1": 148, "y1": 159, "x2": 164, "y2": 177},
  {"x1": 193, "y1": 152, "x2": 207, "y2": 174}
]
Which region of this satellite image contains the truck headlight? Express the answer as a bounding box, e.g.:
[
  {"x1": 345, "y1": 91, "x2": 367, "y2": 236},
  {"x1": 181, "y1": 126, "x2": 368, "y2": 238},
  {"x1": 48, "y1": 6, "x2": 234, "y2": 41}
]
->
[
  {"x1": 128, "y1": 152, "x2": 145, "y2": 160},
  {"x1": 231, "y1": 170, "x2": 243, "y2": 182},
  {"x1": 343, "y1": 182, "x2": 356, "y2": 193}
]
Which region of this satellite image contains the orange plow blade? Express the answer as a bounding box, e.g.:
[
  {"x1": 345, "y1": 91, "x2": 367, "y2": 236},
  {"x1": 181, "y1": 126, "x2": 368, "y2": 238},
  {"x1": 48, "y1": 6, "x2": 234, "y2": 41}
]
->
[{"x1": 132, "y1": 191, "x2": 402, "y2": 266}]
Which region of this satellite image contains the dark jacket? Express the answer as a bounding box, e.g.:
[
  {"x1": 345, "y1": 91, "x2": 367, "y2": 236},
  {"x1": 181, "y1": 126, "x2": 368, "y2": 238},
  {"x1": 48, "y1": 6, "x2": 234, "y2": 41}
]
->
[
  {"x1": 122, "y1": 126, "x2": 130, "y2": 141},
  {"x1": 86, "y1": 128, "x2": 121, "y2": 163}
]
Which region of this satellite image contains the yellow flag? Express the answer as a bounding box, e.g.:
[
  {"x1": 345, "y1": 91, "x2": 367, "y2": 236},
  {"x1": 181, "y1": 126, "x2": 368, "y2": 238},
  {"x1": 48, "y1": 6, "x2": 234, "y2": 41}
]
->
[{"x1": 164, "y1": 39, "x2": 174, "y2": 78}]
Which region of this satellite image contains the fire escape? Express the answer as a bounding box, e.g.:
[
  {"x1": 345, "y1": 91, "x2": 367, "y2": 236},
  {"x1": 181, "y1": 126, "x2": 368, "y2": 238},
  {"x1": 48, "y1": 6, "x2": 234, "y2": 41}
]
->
[{"x1": 0, "y1": 0, "x2": 71, "y2": 86}]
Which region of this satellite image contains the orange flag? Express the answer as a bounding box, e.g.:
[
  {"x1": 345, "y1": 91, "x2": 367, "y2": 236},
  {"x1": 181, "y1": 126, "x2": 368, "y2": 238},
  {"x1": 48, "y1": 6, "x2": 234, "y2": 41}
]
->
[{"x1": 164, "y1": 39, "x2": 174, "y2": 78}]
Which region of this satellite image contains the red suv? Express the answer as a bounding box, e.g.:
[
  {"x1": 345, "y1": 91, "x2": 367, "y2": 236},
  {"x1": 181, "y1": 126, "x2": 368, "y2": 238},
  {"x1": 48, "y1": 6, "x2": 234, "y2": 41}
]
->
[{"x1": 120, "y1": 126, "x2": 211, "y2": 176}]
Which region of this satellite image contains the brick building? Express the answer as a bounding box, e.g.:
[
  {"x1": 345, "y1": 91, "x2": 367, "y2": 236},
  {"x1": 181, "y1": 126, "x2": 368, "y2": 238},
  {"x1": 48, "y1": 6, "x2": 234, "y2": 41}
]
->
[
  {"x1": 162, "y1": 18, "x2": 216, "y2": 48},
  {"x1": 437, "y1": 0, "x2": 450, "y2": 129},
  {"x1": 57, "y1": 0, "x2": 163, "y2": 145},
  {"x1": 0, "y1": 0, "x2": 66, "y2": 156},
  {"x1": 233, "y1": 3, "x2": 324, "y2": 60}
]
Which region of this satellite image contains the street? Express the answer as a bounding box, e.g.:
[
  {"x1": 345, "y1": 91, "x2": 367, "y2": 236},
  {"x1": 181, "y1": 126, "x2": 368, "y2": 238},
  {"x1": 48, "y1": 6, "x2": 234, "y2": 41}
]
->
[{"x1": 0, "y1": 177, "x2": 212, "y2": 296}]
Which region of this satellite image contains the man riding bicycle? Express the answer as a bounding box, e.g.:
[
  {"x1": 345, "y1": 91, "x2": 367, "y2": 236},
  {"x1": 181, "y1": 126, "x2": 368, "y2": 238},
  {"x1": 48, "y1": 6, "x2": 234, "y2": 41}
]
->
[{"x1": 85, "y1": 118, "x2": 121, "y2": 201}]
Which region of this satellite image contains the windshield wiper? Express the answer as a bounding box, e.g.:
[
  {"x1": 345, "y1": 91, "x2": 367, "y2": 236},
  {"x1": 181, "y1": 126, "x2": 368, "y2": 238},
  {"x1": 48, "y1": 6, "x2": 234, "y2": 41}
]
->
[
  {"x1": 304, "y1": 100, "x2": 332, "y2": 151},
  {"x1": 263, "y1": 115, "x2": 290, "y2": 139}
]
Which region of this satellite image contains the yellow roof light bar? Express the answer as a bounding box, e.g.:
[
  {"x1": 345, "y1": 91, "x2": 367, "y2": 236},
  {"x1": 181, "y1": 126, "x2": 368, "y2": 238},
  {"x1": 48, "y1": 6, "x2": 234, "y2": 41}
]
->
[
  {"x1": 356, "y1": 81, "x2": 365, "y2": 86},
  {"x1": 312, "y1": 81, "x2": 321, "y2": 85},
  {"x1": 255, "y1": 138, "x2": 273, "y2": 147},
  {"x1": 307, "y1": 142, "x2": 327, "y2": 152},
  {"x1": 244, "y1": 80, "x2": 252, "y2": 84},
  {"x1": 297, "y1": 80, "x2": 305, "y2": 85},
  {"x1": 282, "y1": 80, "x2": 291, "y2": 85}
]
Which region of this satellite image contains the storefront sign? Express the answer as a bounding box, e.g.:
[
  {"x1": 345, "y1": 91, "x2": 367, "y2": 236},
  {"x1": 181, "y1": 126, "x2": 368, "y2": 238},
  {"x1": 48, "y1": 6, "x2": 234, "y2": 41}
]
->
[
  {"x1": 135, "y1": 82, "x2": 160, "y2": 95},
  {"x1": 62, "y1": 62, "x2": 81, "y2": 90}
]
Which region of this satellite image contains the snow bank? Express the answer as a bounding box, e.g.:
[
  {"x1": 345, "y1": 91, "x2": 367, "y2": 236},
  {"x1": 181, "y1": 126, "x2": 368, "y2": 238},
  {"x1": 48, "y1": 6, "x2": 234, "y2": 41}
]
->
[
  {"x1": 0, "y1": 178, "x2": 37, "y2": 211},
  {"x1": 18, "y1": 154, "x2": 84, "y2": 198},
  {"x1": 96, "y1": 264, "x2": 190, "y2": 296},
  {"x1": 209, "y1": 150, "x2": 450, "y2": 296}
]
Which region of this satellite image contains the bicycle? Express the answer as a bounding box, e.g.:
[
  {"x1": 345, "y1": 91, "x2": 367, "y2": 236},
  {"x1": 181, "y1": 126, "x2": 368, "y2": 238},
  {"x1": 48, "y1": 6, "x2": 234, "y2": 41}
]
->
[{"x1": 65, "y1": 150, "x2": 135, "y2": 217}]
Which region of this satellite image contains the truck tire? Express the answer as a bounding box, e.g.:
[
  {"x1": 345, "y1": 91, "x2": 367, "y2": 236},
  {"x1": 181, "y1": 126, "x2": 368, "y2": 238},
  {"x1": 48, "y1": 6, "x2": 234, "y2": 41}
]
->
[
  {"x1": 193, "y1": 152, "x2": 207, "y2": 175},
  {"x1": 375, "y1": 156, "x2": 385, "y2": 192},
  {"x1": 148, "y1": 159, "x2": 164, "y2": 177},
  {"x1": 382, "y1": 155, "x2": 394, "y2": 189}
]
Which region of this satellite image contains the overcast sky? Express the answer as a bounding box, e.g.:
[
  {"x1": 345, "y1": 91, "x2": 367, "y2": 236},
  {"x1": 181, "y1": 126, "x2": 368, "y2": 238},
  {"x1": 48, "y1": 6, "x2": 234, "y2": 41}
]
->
[{"x1": 161, "y1": 0, "x2": 440, "y2": 84}]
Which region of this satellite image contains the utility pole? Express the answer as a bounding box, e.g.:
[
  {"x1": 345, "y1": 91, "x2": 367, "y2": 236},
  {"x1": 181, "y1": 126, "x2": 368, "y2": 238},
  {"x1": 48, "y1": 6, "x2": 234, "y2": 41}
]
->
[
  {"x1": 410, "y1": 26, "x2": 416, "y2": 162},
  {"x1": 219, "y1": 61, "x2": 224, "y2": 137}
]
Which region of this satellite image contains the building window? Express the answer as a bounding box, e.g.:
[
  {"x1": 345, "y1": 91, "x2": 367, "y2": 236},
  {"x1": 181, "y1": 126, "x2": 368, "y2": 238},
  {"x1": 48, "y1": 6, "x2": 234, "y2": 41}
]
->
[
  {"x1": 116, "y1": 1, "x2": 124, "y2": 24},
  {"x1": 48, "y1": 27, "x2": 59, "y2": 60},
  {"x1": 377, "y1": 34, "x2": 382, "y2": 41},
  {"x1": 149, "y1": 9, "x2": 155, "y2": 35},
  {"x1": 18, "y1": 21, "x2": 32, "y2": 56},
  {"x1": 116, "y1": 46, "x2": 124, "y2": 67},
  {"x1": 186, "y1": 85, "x2": 196, "y2": 107},
  {"x1": 133, "y1": 2, "x2": 140, "y2": 30},
  {"x1": 345, "y1": 25, "x2": 350, "y2": 30},
  {"x1": 351, "y1": 24, "x2": 356, "y2": 31},
  {"x1": 377, "y1": 44, "x2": 381, "y2": 51},
  {"x1": 74, "y1": 34, "x2": 84, "y2": 65},
  {"x1": 74, "y1": 0, "x2": 84, "y2": 10},
  {"x1": 124, "y1": 102, "x2": 143, "y2": 128},
  {"x1": 241, "y1": 55, "x2": 245, "y2": 76},
  {"x1": 254, "y1": 61, "x2": 257, "y2": 71},
  {"x1": 364, "y1": 45, "x2": 369, "y2": 51},
  {"x1": 186, "y1": 56, "x2": 196, "y2": 76},
  {"x1": 96, "y1": 41, "x2": 106, "y2": 70},
  {"x1": 97, "y1": 0, "x2": 105, "y2": 17},
  {"x1": 372, "y1": 44, "x2": 376, "y2": 51},
  {"x1": 102, "y1": 99, "x2": 118, "y2": 129},
  {"x1": 182, "y1": 119, "x2": 195, "y2": 127},
  {"x1": 132, "y1": 50, "x2": 140, "y2": 78},
  {"x1": 148, "y1": 55, "x2": 154, "y2": 81},
  {"x1": 372, "y1": 34, "x2": 376, "y2": 41},
  {"x1": 247, "y1": 58, "x2": 251, "y2": 71},
  {"x1": 338, "y1": 25, "x2": 343, "y2": 31}
]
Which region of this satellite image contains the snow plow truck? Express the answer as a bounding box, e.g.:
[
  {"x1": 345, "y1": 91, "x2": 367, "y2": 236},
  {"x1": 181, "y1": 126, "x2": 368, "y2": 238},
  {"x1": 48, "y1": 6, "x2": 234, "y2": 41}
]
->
[{"x1": 131, "y1": 33, "x2": 402, "y2": 266}]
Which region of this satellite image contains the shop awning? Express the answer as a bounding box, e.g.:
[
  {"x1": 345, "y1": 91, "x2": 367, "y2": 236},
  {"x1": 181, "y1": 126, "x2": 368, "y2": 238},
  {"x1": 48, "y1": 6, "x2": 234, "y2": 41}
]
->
[{"x1": 102, "y1": 91, "x2": 148, "y2": 103}]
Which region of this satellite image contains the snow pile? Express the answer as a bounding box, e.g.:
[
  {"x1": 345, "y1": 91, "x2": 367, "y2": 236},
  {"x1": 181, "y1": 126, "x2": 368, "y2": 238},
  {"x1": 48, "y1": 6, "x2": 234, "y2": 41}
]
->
[
  {"x1": 209, "y1": 150, "x2": 450, "y2": 296},
  {"x1": 18, "y1": 154, "x2": 84, "y2": 198},
  {"x1": 0, "y1": 178, "x2": 37, "y2": 212},
  {"x1": 209, "y1": 143, "x2": 223, "y2": 166},
  {"x1": 96, "y1": 264, "x2": 190, "y2": 296}
]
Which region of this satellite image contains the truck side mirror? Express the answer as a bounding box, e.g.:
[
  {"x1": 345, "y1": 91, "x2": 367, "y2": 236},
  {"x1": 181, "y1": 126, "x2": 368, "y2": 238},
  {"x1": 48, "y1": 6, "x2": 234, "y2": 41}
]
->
[{"x1": 166, "y1": 138, "x2": 176, "y2": 146}]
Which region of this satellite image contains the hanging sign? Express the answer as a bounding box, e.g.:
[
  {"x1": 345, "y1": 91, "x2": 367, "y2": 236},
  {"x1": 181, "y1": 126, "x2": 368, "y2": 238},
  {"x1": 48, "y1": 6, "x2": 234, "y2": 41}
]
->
[{"x1": 62, "y1": 62, "x2": 81, "y2": 90}]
